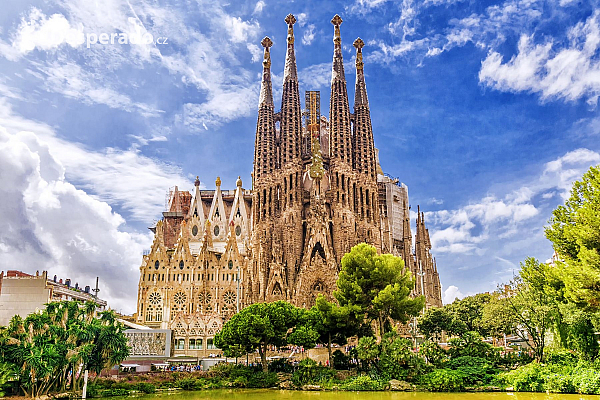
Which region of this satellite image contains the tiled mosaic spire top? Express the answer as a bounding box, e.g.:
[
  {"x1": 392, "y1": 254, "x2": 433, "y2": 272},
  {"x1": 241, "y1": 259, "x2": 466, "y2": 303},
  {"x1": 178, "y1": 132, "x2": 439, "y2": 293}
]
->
[
  {"x1": 258, "y1": 36, "x2": 273, "y2": 107},
  {"x1": 254, "y1": 36, "x2": 276, "y2": 179},
  {"x1": 281, "y1": 14, "x2": 302, "y2": 165},
  {"x1": 329, "y1": 14, "x2": 352, "y2": 163},
  {"x1": 353, "y1": 37, "x2": 368, "y2": 107},
  {"x1": 283, "y1": 14, "x2": 298, "y2": 82},
  {"x1": 331, "y1": 14, "x2": 345, "y2": 83},
  {"x1": 352, "y1": 37, "x2": 375, "y2": 178}
]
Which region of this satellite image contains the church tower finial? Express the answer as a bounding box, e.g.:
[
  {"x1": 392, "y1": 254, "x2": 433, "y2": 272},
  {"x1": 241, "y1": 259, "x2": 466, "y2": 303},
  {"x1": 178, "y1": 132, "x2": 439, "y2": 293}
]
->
[
  {"x1": 283, "y1": 14, "x2": 298, "y2": 82},
  {"x1": 258, "y1": 36, "x2": 273, "y2": 107}
]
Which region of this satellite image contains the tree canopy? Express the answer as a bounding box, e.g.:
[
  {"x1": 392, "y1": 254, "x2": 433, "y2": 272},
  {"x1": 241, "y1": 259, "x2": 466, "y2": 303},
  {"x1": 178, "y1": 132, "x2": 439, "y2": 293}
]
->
[
  {"x1": 214, "y1": 301, "x2": 317, "y2": 371},
  {"x1": 546, "y1": 165, "x2": 600, "y2": 308},
  {"x1": 334, "y1": 243, "x2": 425, "y2": 335},
  {"x1": 0, "y1": 301, "x2": 129, "y2": 398}
]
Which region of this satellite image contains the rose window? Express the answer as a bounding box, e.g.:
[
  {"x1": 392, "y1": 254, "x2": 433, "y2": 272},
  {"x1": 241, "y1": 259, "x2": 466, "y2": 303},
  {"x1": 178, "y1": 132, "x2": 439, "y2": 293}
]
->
[
  {"x1": 174, "y1": 292, "x2": 187, "y2": 305},
  {"x1": 223, "y1": 291, "x2": 236, "y2": 305},
  {"x1": 198, "y1": 292, "x2": 212, "y2": 304},
  {"x1": 148, "y1": 292, "x2": 162, "y2": 305}
]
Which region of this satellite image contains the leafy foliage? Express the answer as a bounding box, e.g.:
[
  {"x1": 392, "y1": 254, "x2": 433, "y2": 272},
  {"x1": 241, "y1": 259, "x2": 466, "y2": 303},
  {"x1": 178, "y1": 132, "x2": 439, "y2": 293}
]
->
[
  {"x1": 335, "y1": 243, "x2": 425, "y2": 335},
  {"x1": 545, "y1": 166, "x2": 600, "y2": 308},
  {"x1": 214, "y1": 301, "x2": 317, "y2": 372},
  {"x1": 0, "y1": 301, "x2": 129, "y2": 397},
  {"x1": 419, "y1": 369, "x2": 465, "y2": 392},
  {"x1": 291, "y1": 358, "x2": 335, "y2": 387}
]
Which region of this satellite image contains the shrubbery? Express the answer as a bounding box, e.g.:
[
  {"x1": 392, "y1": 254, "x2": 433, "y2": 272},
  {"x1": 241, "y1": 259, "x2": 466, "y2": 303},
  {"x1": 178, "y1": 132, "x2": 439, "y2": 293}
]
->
[
  {"x1": 339, "y1": 375, "x2": 385, "y2": 391},
  {"x1": 420, "y1": 369, "x2": 465, "y2": 392},
  {"x1": 291, "y1": 358, "x2": 335, "y2": 387}
]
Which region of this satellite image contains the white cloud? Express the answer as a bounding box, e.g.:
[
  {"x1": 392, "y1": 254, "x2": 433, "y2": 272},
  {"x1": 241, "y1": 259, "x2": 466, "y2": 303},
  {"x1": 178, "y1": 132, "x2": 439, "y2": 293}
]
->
[
  {"x1": 182, "y1": 84, "x2": 259, "y2": 128},
  {"x1": 12, "y1": 8, "x2": 85, "y2": 54},
  {"x1": 443, "y1": 285, "x2": 465, "y2": 304},
  {"x1": 428, "y1": 197, "x2": 444, "y2": 205},
  {"x1": 223, "y1": 15, "x2": 260, "y2": 44},
  {"x1": 0, "y1": 127, "x2": 151, "y2": 313},
  {"x1": 247, "y1": 43, "x2": 262, "y2": 62},
  {"x1": 0, "y1": 100, "x2": 192, "y2": 223},
  {"x1": 479, "y1": 11, "x2": 600, "y2": 106},
  {"x1": 39, "y1": 61, "x2": 161, "y2": 117},
  {"x1": 428, "y1": 148, "x2": 600, "y2": 254},
  {"x1": 302, "y1": 24, "x2": 316, "y2": 46},
  {"x1": 347, "y1": 0, "x2": 388, "y2": 15},
  {"x1": 253, "y1": 1, "x2": 266, "y2": 15}
]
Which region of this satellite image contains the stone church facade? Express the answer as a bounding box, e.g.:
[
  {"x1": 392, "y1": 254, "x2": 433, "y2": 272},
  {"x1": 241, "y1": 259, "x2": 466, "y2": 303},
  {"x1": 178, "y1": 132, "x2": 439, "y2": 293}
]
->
[{"x1": 135, "y1": 14, "x2": 442, "y2": 356}]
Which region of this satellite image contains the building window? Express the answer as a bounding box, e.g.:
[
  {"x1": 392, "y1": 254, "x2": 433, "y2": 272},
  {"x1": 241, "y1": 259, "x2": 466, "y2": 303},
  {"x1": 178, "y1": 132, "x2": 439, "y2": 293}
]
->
[
  {"x1": 207, "y1": 338, "x2": 216, "y2": 350},
  {"x1": 179, "y1": 260, "x2": 184, "y2": 270},
  {"x1": 175, "y1": 339, "x2": 185, "y2": 350},
  {"x1": 154, "y1": 260, "x2": 160, "y2": 269},
  {"x1": 189, "y1": 339, "x2": 196, "y2": 350},
  {"x1": 228, "y1": 261, "x2": 233, "y2": 269}
]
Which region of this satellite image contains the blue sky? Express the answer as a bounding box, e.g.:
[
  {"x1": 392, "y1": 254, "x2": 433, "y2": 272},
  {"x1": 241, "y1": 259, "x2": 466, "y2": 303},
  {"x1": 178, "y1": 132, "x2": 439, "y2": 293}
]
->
[{"x1": 1, "y1": 0, "x2": 600, "y2": 312}]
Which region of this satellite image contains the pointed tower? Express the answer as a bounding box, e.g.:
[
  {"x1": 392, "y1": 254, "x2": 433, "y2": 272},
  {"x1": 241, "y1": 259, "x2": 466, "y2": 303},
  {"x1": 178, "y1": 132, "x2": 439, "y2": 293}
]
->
[
  {"x1": 280, "y1": 14, "x2": 302, "y2": 167},
  {"x1": 329, "y1": 14, "x2": 352, "y2": 165},
  {"x1": 353, "y1": 38, "x2": 376, "y2": 180},
  {"x1": 254, "y1": 37, "x2": 276, "y2": 181}
]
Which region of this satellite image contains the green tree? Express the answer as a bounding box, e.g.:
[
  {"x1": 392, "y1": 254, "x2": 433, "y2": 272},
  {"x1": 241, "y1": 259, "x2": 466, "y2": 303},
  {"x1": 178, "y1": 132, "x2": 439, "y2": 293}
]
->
[
  {"x1": 307, "y1": 295, "x2": 357, "y2": 367},
  {"x1": 214, "y1": 301, "x2": 317, "y2": 372},
  {"x1": 418, "y1": 307, "x2": 466, "y2": 340},
  {"x1": 335, "y1": 243, "x2": 425, "y2": 336},
  {"x1": 0, "y1": 301, "x2": 129, "y2": 397},
  {"x1": 482, "y1": 258, "x2": 557, "y2": 362},
  {"x1": 545, "y1": 165, "x2": 600, "y2": 308},
  {"x1": 447, "y1": 293, "x2": 492, "y2": 336}
]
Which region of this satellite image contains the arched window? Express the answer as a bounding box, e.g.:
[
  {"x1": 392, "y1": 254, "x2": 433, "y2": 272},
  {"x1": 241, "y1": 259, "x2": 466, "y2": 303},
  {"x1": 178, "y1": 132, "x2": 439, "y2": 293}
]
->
[
  {"x1": 154, "y1": 260, "x2": 160, "y2": 269},
  {"x1": 228, "y1": 260, "x2": 233, "y2": 269},
  {"x1": 179, "y1": 260, "x2": 184, "y2": 270}
]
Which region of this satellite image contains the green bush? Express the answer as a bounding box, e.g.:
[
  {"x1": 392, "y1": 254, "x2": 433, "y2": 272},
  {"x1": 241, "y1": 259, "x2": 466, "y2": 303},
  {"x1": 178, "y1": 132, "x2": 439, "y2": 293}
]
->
[
  {"x1": 135, "y1": 382, "x2": 156, "y2": 394},
  {"x1": 340, "y1": 375, "x2": 385, "y2": 391},
  {"x1": 572, "y1": 368, "x2": 600, "y2": 394},
  {"x1": 546, "y1": 349, "x2": 579, "y2": 366},
  {"x1": 499, "y1": 362, "x2": 544, "y2": 392},
  {"x1": 97, "y1": 388, "x2": 131, "y2": 397},
  {"x1": 420, "y1": 369, "x2": 465, "y2": 392},
  {"x1": 269, "y1": 358, "x2": 294, "y2": 373},
  {"x1": 332, "y1": 350, "x2": 350, "y2": 370},
  {"x1": 446, "y1": 356, "x2": 496, "y2": 385},
  {"x1": 175, "y1": 377, "x2": 204, "y2": 390},
  {"x1": 496, "y1": 351, "x2": 534, "y2": 368},
  {"x1": 420, "y1": 341, "x2": 448, "y2": 367},
  {"x1": 544, "y1": 373, "x2": 575, "y2": 393},
  {"x1": 447, "y1": 331, "x2": 499, "y2": 361},
  {"x1": 291, "y1": 358, "x2": 335, "y2": 387}
]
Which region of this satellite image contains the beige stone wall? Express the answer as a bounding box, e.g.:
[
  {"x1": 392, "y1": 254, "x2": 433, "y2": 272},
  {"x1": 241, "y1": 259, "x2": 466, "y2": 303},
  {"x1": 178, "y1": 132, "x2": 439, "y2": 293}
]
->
[{"x1": 0, "y1": 272, "x2": 50, "y2": 326}]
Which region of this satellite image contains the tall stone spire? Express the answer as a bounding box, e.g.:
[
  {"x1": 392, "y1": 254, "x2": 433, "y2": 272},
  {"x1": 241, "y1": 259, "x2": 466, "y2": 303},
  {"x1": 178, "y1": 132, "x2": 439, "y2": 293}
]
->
[
  {"x1": 329, "y1": 14, "x2": 352, "y2": 164},
  {"x1": 280, "y1": 14, "x2": 302, "y2": 166},
  {"x1": 254, "y1": 37, "x2": 276, "y2": 181},
  {"x1": 259, "y1": 37, "x2": 273, "y2": 107},
  {"x1": 352, "y1": 37, "x2": 376, "y2": 178}
]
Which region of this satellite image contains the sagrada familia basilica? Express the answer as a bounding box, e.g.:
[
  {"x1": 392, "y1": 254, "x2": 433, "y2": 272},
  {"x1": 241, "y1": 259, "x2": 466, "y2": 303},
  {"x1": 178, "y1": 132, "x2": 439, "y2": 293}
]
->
[{"x1": 135, "y1": 14, "x2": 443, "y2": 355}]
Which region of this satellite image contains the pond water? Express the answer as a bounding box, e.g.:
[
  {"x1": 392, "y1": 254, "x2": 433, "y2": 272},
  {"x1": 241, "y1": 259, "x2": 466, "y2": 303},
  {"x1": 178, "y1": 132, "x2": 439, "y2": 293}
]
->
[{"x1": 125, "y1": 389, "x2": 600, "y2": 400}]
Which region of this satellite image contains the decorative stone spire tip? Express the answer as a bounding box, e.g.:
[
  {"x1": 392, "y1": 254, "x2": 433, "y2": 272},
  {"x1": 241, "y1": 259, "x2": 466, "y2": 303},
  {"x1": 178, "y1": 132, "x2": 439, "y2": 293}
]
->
[
  {"x1": 215, "y1": 176, "x2": 221, "y2": 187},
  {"x1": 194, "y1": 176, "x2": 200, "y2": 187}
]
